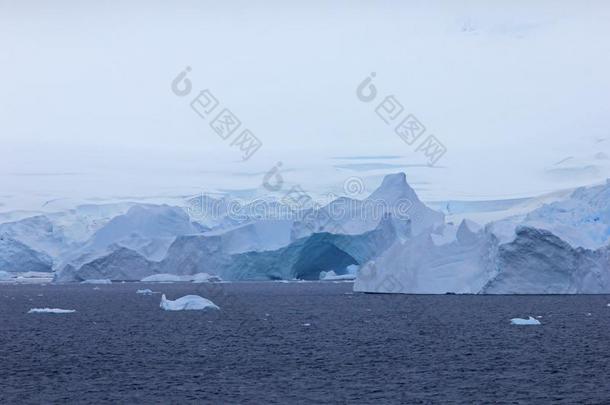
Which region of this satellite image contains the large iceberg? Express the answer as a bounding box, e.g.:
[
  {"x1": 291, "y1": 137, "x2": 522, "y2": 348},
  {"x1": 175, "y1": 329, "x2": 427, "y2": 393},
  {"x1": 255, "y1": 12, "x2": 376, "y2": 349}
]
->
[
  {"x1": 354, "y1": 178, "x2": 610, "y2": 294},
  {"x1": 355, "y1": 219, "x2": 497, "y2": 294}
]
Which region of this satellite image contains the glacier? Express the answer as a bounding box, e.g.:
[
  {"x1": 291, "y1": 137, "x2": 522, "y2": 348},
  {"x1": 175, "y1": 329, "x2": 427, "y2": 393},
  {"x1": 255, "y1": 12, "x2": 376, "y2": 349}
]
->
[
  {"x1": 2, "y1": 171, "x2": 609, "y2": 294},
  {"x1": 0, "y1": 235, "x2": 53, "y2": 273}
]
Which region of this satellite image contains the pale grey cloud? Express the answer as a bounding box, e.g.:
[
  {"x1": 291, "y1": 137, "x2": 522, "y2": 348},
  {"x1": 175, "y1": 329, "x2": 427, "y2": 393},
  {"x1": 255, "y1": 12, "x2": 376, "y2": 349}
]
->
[{"x1": 1, "y1": 0, "x2": 609, "y2": 211}]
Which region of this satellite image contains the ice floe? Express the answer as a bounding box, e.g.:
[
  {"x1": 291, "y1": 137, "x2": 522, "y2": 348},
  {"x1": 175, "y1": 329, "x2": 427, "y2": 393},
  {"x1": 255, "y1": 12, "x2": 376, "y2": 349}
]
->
[
  {"x1": 28, "y1": 308, "x2": 76, "y2": 314},
  {"x1": 510, "y1": 316, "x2": 541, "y2": 325},
  {"x1": 319, "y1": 270, "x2": 357, "y2": 281},
  {"x1": 142, "y1": 273, "x2": 189, "y2": 282},
  {"x1": 191, "y1": 272, "x2": 223, "y2": 283},
  {"x1": 80, "y1": 279, "x2": 112, "y2": 284},
  {"x1": 141, "y1": 273, "x2": 221, "y2": 283},
  {"x1": 160, "y1": 294, "x2": 220, "y2": 311},
  {"x1": 136, "y1": 289, "x2": 155, "y2": 295}
]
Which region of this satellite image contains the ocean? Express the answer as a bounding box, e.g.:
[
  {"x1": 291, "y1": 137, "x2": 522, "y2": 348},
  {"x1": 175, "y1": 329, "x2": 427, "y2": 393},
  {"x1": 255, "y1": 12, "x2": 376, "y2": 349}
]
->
[{"x1": 1, "y1": 282, "x2": 609, "y2": 403}]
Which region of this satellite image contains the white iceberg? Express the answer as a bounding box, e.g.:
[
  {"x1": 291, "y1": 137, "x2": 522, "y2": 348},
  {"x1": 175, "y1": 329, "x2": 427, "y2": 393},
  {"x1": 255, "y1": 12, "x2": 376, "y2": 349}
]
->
[
  {"x1": 28, "y1": 308, "x2": 76, "y2": 314},
  {"x1": 136, "y1": 288, "x2": 155, "y2": 295},
  {"x1": 0, "y1": 271, "x2": 12, "y2": 281},
  {"x1": 510, "y1": 316, "x2": 541, "y2": 325},
  {"x1": 80, "y1": 279, "x2": 112, "y2": 284},
  {"x1": 160, "y1": 294, "x2": 220, "y2": 311}
]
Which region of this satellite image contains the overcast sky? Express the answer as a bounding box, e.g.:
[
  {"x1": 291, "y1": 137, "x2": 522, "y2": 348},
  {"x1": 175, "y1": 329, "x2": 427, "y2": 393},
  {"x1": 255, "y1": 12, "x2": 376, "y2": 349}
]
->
[{"x1": 1, "y1": 1, "x2": 609, "y2": 211}]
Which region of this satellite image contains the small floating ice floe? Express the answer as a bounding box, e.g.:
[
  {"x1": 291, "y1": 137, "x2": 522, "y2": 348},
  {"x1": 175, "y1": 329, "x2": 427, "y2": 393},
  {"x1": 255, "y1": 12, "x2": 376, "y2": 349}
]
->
[
  {"x1": 160, "y1": 294, "x2": 220, "y2": 311},
  {"x1": 136, "y1": 289, "x2": 155, "y2": 295},
  {"x1": 80, "y1": 279, "x2": 112, "y2": 285},
  {"x1": 142, "y1": 273, "x2": 187, "y2": 282},
  {"x1": 319, "y1": 271, "x2": 357, "y2": 281},
  {"x1": 510, "y1": 316, "x2": 541, "y2": 325},
  {"x1": 191, "y1": 272, "x2": 223, "y2": 283},
  {"x1": 142, "y1": 273, "x2": 221, "y2": 283},
  {"x1": 28, "y1": 308, "x2": 76, "y2": 314}
]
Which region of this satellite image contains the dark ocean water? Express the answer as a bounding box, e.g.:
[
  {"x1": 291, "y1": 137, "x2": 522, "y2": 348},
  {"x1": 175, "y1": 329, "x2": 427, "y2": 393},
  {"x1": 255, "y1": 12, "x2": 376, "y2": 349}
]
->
[{"x1": 1, "y1": 282, "x2": 610, "y2": 404}]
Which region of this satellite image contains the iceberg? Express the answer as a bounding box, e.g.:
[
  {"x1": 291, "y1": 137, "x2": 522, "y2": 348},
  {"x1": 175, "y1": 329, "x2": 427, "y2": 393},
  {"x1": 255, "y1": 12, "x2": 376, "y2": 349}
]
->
[
  {"x1": 355, "y1": 219, "x2": 497, "y2": 294},
  {"x1": 0, "y1": 270, "x2": 12, "y2": 281},
  {"x1": 510, "y1": 316, "x2": 541, "y2": 325},
  {"x1": 136, "y1": 288, "x2": 154, "y2": 295},
  {"x1": 80, "y1": 279, "x2": 112, "y2": 284},
  {"x1": 160, "y1": 294, "x2": 220, "y2": 311},
  {"x1": 28, "y1": 308, "x2": 76, "y2": 314}
]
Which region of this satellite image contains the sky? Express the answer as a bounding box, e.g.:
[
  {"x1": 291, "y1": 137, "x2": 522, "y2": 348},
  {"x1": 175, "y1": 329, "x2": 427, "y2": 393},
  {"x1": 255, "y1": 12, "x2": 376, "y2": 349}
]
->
[{"x1": 1, "y1": 0, "x2": 610, "y2": 211}]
